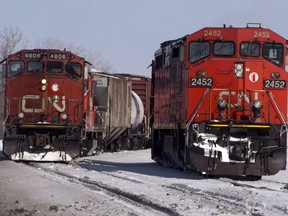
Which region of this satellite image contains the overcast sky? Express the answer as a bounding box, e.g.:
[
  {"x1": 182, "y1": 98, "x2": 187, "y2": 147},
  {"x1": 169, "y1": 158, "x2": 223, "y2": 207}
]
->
[{"x1": 1, "y1": 0, "x2": 288, "y2": 76}]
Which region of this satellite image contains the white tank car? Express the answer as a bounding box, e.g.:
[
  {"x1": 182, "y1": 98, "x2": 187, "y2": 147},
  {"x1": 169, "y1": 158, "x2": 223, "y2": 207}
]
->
[{"x1": 131, "y1": 90, "x2": 144, "y2": 131}]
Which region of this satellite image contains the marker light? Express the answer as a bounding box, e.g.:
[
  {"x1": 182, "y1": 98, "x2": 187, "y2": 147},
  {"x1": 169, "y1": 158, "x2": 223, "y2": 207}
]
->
[
  {"x1": 196, "y1": 70, "x2": 206, "y2": 77},
  {"x1": 18, "y1": 112, "x2": 24, "y2": 119},
  {"x1": 252, "y1": 100, "x2": 263, "y2": 119},
  {"x1": 253, "y1": 100, "x2": 263, "y2": 110},
  {"x1": 270, "y1": 72, "x2": 280, "y2": 79},
  {"x1": 217, "y1": 99, "x2": 228, "y2": 109},
  {"x1": 61, "y1": 113, "x2": 68, "y2": 120}
]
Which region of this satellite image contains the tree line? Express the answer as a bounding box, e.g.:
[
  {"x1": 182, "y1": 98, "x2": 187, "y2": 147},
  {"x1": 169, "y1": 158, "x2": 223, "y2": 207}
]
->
[{"x1": 0, "y1": 26, "x2": 113, "y2": 71}]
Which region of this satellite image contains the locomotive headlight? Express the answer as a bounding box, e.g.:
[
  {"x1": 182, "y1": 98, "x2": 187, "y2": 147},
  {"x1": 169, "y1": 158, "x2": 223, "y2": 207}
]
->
[
  {"x1": 235, "y1": 70, "x2": 243, "y2": 78},
  {"x1": 18, "y1": 112, "x2": 24, "y2": 119},
  {"x1": 40, "y1": 79, "x2": 48, "y2": 91},
  {"x1": 234, "y1": 63, "x2": 244, "y2": 78},
  {"x1": 217, "y1": 99, "x2": 228, "y2": 109},
  {"x1": 235, "y1": 64, "x2": 243, "y2": 71},
  {"x1": 41, "y1": 79, "x2": 47, "y2": 85},
  {"x1": 61, "y1": 113, "x2": 68, "y2": 120},
  {"x1": 41, "y1": 85, "x2": 47, "y2": 91}
]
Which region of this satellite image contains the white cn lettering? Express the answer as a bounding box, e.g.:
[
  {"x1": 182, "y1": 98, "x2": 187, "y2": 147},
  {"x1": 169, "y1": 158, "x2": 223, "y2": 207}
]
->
[
  {"x1": 219, "y1": 91, "x2": 258, "y2": 107},
  {"x1": 48, "y1": 96, "x2": 66, "y2": 112},
  {"x1": 22, "y1": 95, "x2": 45, "y2": 113},
  {"x1": 22, "y1": 95, "x2": 66, "y2": 113}
]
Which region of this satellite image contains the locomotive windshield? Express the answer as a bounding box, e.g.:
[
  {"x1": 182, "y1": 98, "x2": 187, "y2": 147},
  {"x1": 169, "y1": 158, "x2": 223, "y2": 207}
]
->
[
  {"x1": 47, "y1": 61, "x2": 63, "y2": 73},
  {"x1": 240, "y1": 42, "x2": 260, "y2": 57},
  {"x1": 263, "y1": 43, "x2": 284, "y2": 66},
  {"x1": 189, "y1": 41, "x2": 210, "y2": 63},
  {"x1": 28, "y1": 61, "x2": 44, "y2": 72},
  {"x1": 65, "y1": 62, "x2": 82, "y2": 79},
  {"x1": 8, "y1": 60, "x2": 24, "y2": 77},
  {"x1": 213, "y1": 41, "x2": 235, "y2": 56}
]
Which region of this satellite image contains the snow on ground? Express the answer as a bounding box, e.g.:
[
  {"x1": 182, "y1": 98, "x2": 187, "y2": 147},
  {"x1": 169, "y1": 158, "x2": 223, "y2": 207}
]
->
[
  {"x1": 44, "y1": 149, "x2": 288, "y2": 215},
  {"x1": 0, "y1": 140, "x2": 288, "y2": 215}
]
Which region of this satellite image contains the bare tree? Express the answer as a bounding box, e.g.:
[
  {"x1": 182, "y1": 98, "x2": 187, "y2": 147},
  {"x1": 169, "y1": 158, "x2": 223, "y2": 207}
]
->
[
  {"x1": 0, "y1": 26, "x2": 23, "y2": 61},
  {"x1": 0, "y1": 26, "x2": 23, "y2": 138},
  {"x1": 35, "y1": 38, "x2": 114, "y2": 72},
  {"x1": 0, "y1": 26, "x2": 23, "y2": 139}
]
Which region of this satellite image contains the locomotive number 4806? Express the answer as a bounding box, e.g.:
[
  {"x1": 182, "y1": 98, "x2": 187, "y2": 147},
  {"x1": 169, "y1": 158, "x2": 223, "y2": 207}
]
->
[{"x1": 190, "y1": 77, "x2": 213, "y2": 87}]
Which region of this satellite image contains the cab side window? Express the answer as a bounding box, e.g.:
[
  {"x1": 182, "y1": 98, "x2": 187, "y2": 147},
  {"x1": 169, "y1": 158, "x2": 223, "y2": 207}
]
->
[
  {"x1": 8, "y1": 60, "x2": 24, "y2": 77},
  {"x1": 65, "y1": 62, "x2": 82, "y2": 79}
]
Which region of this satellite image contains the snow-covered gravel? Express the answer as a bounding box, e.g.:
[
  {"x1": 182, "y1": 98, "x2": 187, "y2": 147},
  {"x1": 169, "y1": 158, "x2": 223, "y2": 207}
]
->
[{"x1": 0, "y1": 140, "x2": 288, "y2": 216}]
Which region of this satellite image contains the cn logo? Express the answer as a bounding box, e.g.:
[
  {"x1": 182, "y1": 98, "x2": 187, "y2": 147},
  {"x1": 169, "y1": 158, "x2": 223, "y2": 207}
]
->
[
  {"x1": 249, "y1": 72, "x2": 259, "y2": 82},
  {"x1": 219, "y1": 91, "x2": 259, "y2": 107},
  {"x1": 22, "y1": 95, "x2": 66, "y2": 113}
]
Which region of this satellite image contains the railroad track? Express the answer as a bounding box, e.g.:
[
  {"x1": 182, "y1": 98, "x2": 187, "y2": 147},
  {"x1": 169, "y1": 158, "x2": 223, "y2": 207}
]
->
[
  {"x1": 24, "y1": 161, "x2": 266, "y2": 216},
  {"x1": 21, "y1": 153, "x2": 288, "y2": 216},
  {"x1": 27, "y1": 162, "x2": 181, "y2": 216},
  {"x1": 218, "y1": 177, "x2": 288, "y2": 193}
]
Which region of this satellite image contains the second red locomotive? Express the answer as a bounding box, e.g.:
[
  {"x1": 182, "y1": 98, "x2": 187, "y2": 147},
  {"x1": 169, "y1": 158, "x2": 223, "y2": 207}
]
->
[
  {"x1": 1, "y1": 49, "x2": 148, "y2": 161},
  {"x1": 151, "y1": 24, "x2": 288, "y2": 178}
]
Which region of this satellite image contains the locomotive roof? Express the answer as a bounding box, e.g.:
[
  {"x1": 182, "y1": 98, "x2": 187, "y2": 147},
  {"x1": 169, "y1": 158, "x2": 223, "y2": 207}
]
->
[
  {"x1": 156, "y1": 24, "x2": 286, "y2": 52},
  {"x1": 160, "y1": 35, "x2": 187, "y2": 48},
  {"x1": 6, "y1": 48, "x2": 85, "y2": 60}
]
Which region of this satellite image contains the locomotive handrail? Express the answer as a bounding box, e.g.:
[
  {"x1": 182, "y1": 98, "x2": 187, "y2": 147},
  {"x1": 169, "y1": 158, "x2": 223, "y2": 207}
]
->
[
  {"x1": 185, "y1": 88, "x2": 210, "y2": 153},
  {"x1": 186, "y1": 88, "x2": 210, "y2": 127},
  {"x1": 267, "y1": 90, "x2": 287, "y2": 125},
  {"x1": 245, "y1": 89, "x2": 287, "y2": 125}
]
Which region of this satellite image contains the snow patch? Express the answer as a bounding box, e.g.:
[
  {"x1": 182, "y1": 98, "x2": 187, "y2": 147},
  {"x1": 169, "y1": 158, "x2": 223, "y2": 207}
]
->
[
  {"x1": 194, "y1": 133, "x2": 254, "y2": 163},
  {"x1": 10, "y1": 151, "x2": 72, "y2": 162}
]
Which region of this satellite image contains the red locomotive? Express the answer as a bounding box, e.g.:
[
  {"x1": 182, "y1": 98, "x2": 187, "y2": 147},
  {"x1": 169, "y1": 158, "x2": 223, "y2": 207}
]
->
[
  {"x1": 1, "y1": 49, "x2": 147, "y2": 161},
  {"x1": 151, "y1": 24, "x2": 287, "y2": 178}
]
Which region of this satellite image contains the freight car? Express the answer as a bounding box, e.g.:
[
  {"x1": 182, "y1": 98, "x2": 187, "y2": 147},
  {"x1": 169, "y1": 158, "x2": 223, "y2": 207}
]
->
[
  {"x1": 116, "y1": 73, "x2": 152, "y2": 147},
  {"x1": 150, "y1": 23, "x2": 288, "y2": 178},
  {"x1": 86, "y1": 71, "x2": 147, "y2": 152},
  {"x1": 1, "y1": 49, "x2": 146, "y2": 161}
]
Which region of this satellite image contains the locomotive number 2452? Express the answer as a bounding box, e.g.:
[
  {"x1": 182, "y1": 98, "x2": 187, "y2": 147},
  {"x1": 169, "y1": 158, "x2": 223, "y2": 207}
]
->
[
  {"x1": 203, "y1": 30, "x2": 221, "y2": 37},
  {"x1": 190, "y1": 77, "x2": 213, "y2": 87},
  {"x1": 264, "y1": 80, "x2": 286, "y2": 89}
]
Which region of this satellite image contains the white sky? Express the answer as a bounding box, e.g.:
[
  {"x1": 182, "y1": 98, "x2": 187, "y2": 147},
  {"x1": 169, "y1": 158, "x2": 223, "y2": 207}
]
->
[{"x1": 1, "y1": 0, "x2": 288, "y2": 76}]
